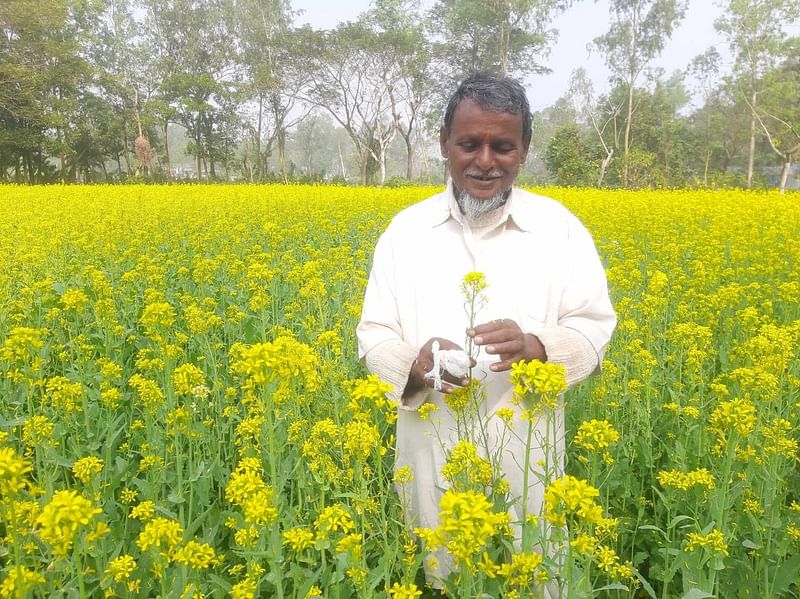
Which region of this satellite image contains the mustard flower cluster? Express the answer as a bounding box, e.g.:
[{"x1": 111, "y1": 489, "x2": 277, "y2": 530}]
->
[
  {"x1": 686, "y1": 529, "x2": 729, "y2": 556},
  {"x1": 510, "y1": 359, "x2": 567, "y2": 413},
  {"x1": 657, "y1": 468, "x2": 716, "y2": 491},
  {"x1": 543, "y1": 475, "x2": 603, "y2": 527},
  {"x1": 440, "y1": 440, "x2": 494, "y2": 490},
  {"x1": 574, "y1": 419, "x2": 620, "y2": 464},
  {"x1": 225, "y1": 460, "x2": 278, "y2": 527},
  {"x1": 36, "y1": 490, "x2": 102, "y2": 556},
  {"x1": 415, "y1": 490, "x2": 509, "y2": 572},
  {"x1": 72, "y1": 456, "x2": 103, "y2": 484}
]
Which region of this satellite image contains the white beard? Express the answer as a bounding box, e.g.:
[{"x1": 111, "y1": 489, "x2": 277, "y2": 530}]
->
[{"x1": 455, "y1": 187, "x2": 510, "y2": 222}]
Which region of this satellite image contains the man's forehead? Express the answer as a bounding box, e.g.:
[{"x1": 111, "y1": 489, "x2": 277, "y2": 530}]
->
[
  {"x1": 448, "y1": 99, "x2": 525, "y2": 134},
  {"x1": 452, "y1": 98, "x2": 523, "y2": 118}
]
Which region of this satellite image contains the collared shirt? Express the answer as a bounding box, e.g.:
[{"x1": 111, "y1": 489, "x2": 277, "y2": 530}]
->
[
  {"x1": 358, "y1": 184, "x2": 616, "y2": 377},
  {"x1": 356, "y1": 183, "x2": 616, "y2": 581}
]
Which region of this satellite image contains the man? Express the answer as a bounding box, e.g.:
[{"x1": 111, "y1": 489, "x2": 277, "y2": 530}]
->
[{"x1": 356, "y1": 73, "x2": 616, "y2": 582}]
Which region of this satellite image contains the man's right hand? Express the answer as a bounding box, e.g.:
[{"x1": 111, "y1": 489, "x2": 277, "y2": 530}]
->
[{"x1": 402, "y1": 337, "x2": 472, "y2": 397}]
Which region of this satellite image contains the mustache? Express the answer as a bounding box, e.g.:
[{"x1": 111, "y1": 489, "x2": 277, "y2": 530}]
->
[{"x1": 464, "y1": 168, "x2": 505, "y2": 178}]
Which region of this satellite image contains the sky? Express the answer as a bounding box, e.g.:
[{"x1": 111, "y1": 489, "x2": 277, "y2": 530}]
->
[{"x1": 292, "y1": 0, "x2": 733, "y2": 111}]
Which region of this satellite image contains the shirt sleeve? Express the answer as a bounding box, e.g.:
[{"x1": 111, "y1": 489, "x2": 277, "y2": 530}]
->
[
  {"x1": 357, "y1": 230, "x2": 403, "y2": 359},
  {"x1": 357, "y1": 228, "x2": 430, "y2": 410},
  {"x1": 523, "y1": 216, "x2": 616, "y2": 387},
  {"x1": 363, "y1": 339, "x2": 429, "y2": 410}
]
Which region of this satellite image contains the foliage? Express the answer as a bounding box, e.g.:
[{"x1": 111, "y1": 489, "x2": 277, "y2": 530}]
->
[
  {"x1": 0, "y1": 185, "x2": 799, "y2": 598},
  {"x1": 544, "y1": 124, "x2": 600, "y2": 186}
]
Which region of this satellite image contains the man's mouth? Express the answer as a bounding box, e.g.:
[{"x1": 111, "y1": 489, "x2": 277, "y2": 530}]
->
[{"x1": 466, "y1": 170, "x2": 504, "y2": 182}]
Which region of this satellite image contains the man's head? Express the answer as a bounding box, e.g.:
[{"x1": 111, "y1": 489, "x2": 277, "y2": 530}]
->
[{"x1": 440, "y1": 73, "x2": 532, "y2": 220}]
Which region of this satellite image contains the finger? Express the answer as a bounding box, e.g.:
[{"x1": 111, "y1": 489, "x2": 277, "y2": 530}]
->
[
  {"x1": 423, "y1": 367, "x2": 469, "y2": 388},
  {"x1": 435, "y1": 339, "x2": 466, "y2": 352},
  {"x1": 468, "y1": 319, "x2": 508, "y2": 336},
  {"x1": 489, "y1": 358, "x2": 517, "y2": 372},
  {"x1": 423, "y1": 377, "x2": 464, "y2": 394},
  {"x1": 440, "y1": 370, "x2": 470, "y2": 386},
  {"x1": 484, "y1": 339, "x2": 524, "y2": 355},
  {"x1": 472, "y1": 328, "x2": 519, "y2": 346}
]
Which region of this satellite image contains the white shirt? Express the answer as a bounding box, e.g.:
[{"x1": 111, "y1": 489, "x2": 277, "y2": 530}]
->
[{"x1": 356, "y1": 184, "x2": 616, "y2": 580}]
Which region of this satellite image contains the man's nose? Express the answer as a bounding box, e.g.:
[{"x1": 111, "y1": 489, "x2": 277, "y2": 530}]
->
[{"x1": 475, "y1": 145, "x2": 494, "y2": 170}]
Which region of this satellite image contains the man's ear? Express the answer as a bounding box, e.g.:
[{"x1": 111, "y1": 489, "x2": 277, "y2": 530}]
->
[
  {"x1": 439, "y1": 126, "x2": 449, "y2": 158},
  {"x1": 520, "y1": 136, "x2": 531, "y2": 164}
]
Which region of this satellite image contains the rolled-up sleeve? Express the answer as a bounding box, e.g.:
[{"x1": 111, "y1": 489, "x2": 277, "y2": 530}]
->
[
  {"x1": 357, "y1": 228, "x2": 430, "y2": 409},
  {"x1": 523, "y1": 216, "x2": 616, "y2": 387}
]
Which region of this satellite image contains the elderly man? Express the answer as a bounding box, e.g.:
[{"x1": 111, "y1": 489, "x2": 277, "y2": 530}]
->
[{"x1": 356, "y1": 73, "x2": 616, "y2": 583}]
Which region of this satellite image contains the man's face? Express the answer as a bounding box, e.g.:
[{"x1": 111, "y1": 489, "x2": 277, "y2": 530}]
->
[{"x1": 440, "y1": 98, "x2": 530, "y2": 200}]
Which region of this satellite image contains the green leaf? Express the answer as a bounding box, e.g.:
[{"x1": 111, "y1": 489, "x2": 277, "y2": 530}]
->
[
  {"x1": 639, "y1": 524, "x2": 667, "y2": 541},
  {"x1": 594, "y1": 583, "x2": 629, "y2": 593},
  {"x1": 208, "y1": 574, "x2": 232, "y2": 592},
  {"x1": 635, "y1": 571, "x2": 658, "y2": 599},
  {"x1": 772, "y1": 554, "x2": 800, "y2": 595},
  {"x1": 670, "y1": 514, "x2": 695, "y2": 529},
  {"x1": 681, "y1": 588, "x2": 715, "y2": 599}
]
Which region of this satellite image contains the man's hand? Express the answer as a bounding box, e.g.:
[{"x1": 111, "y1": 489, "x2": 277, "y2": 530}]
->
[
  {"x1": 403, "y1": 337, "x2": 472, "y2": 397},
  {"x1": 467, "y1": 318, "x2": 547, "y2": 372}
]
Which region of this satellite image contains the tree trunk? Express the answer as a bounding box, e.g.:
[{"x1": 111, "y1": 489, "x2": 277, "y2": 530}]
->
[
  {"x1": 278, "y1": 127, "x2": 287, "y2": 183},
  {"x1": 338, "y1": 141, "x2": 347, "y2": 180},
  {"x1": 256, "y1": 94, "x2": 264, "y2": 181},
  {"x1": 359, "y1": 156, "x2": 368, "y2": 186},
  {"x1": 405, "y1": 135, "x2": 413, "y2": 180},
  {"x1": 378, "y1": 145, "x2": 387, "y2": 186},
  {"x1": 747, "y1": 90, "x2": 756, "y2": 189},
  {"x1": 703, "y1": 106, "x2": 711, "y2": 186},
  {"x1": 25, "y1": 153, "x2": 33, "y2": 184},
  {"x1": 598, "y1": 148, "x2": 614, "y2": 187},
  {"x1": 778, "y1": 160, "x2": 791, "y2": 194},
  {"x1": 623, "y1": 83, "x2": 633, "y2": 187},
  {"x1": 122, "y1": 123, "x2": 132, "y2": 177},
  {"x1": 195, "y1": 121, "x2": 202, "y2": 181},
  {"x1": 162, "y1": 122, "x2": 172, "y2": 182}
]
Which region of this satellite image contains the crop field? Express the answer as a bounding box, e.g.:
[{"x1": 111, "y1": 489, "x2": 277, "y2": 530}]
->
[{"x1": 0, "y1": 185, "x2": 798, "y2": 598}]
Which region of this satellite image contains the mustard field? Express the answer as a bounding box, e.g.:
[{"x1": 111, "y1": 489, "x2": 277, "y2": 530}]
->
[{"x1": 0, "y1": 185, "x2": 798, "y2": 598}]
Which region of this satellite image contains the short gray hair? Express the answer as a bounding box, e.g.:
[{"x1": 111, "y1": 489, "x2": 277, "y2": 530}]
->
[{"x1": 443, "y1": 72, "x2": 532, "y2": 143}]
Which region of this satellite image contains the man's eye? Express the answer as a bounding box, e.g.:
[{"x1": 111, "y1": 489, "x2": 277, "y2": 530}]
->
[
  {"x1": 494, "y1": 145, "x2": 514, "y2": 153},
  {"x1": 459, "y1": 142, "x2": 477, "y2": 151}
]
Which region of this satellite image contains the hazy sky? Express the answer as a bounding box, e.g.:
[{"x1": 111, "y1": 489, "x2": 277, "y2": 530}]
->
[{"x1": 292, "y1": 0, "x2": 734, "y2": 111}]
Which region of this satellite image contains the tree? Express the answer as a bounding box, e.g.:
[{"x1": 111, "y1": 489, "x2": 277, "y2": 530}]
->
[
  {"x1": 544, "y1": 124, "x2": 600, "y2": 185},
  {"x1": 236, "y1": 0, "x2": 305, "y2": 182},
  {"x1": 687, "y1": 47, "x2": 722, "y2": 185},
  {"x1": 566, "y1": 67, "x2": 624, "y2": 186},
  {"x1": 426, "y1": 0, "x2": 571, "y2": 118},
  {"x1": 0, "y1": 0, "x2": 95, "y2": 182},
  {"x1": 527, "y1": 96, "x2": 579, "y2": 182},
  {"x1": 637, "y1": 70, "x2": 695, "y2": 186},
  {"x1": 715, "y1": 0, "x2": 800, "y2": 188},
  {"x1": 593, "y1": 0, "x2": 686, "y2": 187},
  {"x1": 751, "y1": 44, "x2": 800, "y2": 192},
  {"x1": 0, "y1": 0, "x2": 57, "y2": 181},
  {"x1": 142, "y1": 0, "x2": 241, "y2": 181},
  {"x1": 364, "y1": 0, "x2": 432, "y2": 181},
  {"x1": 93, "y1": 0, "x2": 164, "y2": 179},
  {"x1": 296, "y1": 23, "x2": 400, "y2": 185},
  {"x1": 428, "y1": 0, "x2": 570, "y2": 79}
]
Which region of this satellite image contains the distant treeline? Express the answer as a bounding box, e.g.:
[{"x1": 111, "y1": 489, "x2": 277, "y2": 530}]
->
[{"x1": 1, "y1": 0, "x2": 799, "y2": 190}]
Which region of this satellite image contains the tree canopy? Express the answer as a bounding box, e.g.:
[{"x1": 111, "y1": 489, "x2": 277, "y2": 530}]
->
[{"x1": 1, "y1": 0, "x2": 799, "y2": 190}]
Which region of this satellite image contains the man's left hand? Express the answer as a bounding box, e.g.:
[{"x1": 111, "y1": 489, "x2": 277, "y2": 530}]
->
[{"x1": 467, "y1": 318, "x2": 547, "y2": 372}]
